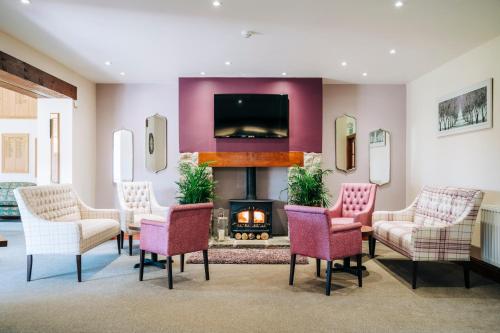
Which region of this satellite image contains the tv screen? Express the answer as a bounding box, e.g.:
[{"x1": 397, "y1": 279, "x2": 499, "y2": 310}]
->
[{"x1": 214, "y1": 94, "x2": 289, "y2": 138}]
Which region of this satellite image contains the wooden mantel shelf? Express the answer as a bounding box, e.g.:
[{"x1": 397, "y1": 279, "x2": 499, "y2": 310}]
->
[{"x1": 198, "y1": 151, "x2": 304, "y2": 167}]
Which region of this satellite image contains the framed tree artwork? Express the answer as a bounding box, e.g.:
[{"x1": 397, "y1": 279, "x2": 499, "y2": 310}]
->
[
  {"x1": 437, "y1": 78, "x2": 493, "y2": 137},
  {"x1": 2, "y1": 133, "x2": 29, "y2": 173}
]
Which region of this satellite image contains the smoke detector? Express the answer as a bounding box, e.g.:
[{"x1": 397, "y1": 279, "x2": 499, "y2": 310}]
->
[{"x1": 241, "y1": 30, "x2": 257, "y2": 38}]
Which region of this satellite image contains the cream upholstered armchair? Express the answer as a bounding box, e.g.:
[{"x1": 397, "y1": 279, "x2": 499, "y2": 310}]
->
[
  {"x1": 14, "y1": 184, "x2": 121, "y2": 282},
  {"x1": 372, "y1": 186, "x2": 483, "y2": 289},
  {"x1": 116, "y1": 181, "x2": 168, "y2": 255}
]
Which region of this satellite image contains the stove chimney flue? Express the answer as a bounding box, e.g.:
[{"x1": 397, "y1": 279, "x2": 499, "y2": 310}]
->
[{"x1": 246, "y1": 167, "x2": 257, "y2": 200}]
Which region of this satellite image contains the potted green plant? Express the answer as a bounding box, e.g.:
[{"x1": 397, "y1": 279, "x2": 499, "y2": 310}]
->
[
  {"x1": 286, "y1": 164, "x2": 332, "y2": 207},
  {"x1": 176, "y1": 162, "x2": 216, "y2": 204}
]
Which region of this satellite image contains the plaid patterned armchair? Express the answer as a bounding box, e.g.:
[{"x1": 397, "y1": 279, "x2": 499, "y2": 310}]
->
[
  {"x1": 14, "y1": 184, "x2": 121, "y2": 282},
  {"x1": 372, "y1": 186, "x2": 483, "y2": 289},
  {"x1": 116, "y1": 181, "x2": 168, "y2": 255}
]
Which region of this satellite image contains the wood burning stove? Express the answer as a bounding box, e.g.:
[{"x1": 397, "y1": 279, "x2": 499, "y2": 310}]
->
[{"x1": 229, "y1": 167, "x2": 272, "y2": 239}]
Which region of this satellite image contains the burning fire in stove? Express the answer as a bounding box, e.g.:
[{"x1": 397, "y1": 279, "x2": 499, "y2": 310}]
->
[
  {"x1": 236, "y1": 210, "x2": 266, "y2": 224},
  {"x1": 237, "y1": 211, "x2": 249, "y2": 223},
  {"x1": 254, "y1": 211, "x2": 265, "y2": 223}
]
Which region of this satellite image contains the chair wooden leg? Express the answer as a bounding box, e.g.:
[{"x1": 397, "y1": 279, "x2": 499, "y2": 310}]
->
[
  {"x1": 326, "y1": 260, "x2": 333, "y2": 296},
  {"x1": 167, "y1": 256, "x2": 173, "y2": 289},
  {"x1": 76, "y1": 255, "x2": 82, "y2": 282},
  {"x1": 412, "y1": 261, "x2": 418, "y2": 289},
  {"x1": 203, "y1": 250, "x2": 209, "y2": 281},
  {"x1": 464, "y1": 261, "x2": 471, "y2": 289},
  {"x1": 289, "y1": 254, "x2": 297, "y2": 285},
  {"x1": 316, "y1": 258, "x2": 321, "y2": 277},
  {"x1": 116, "y1": 234, "x2": 121, "y2": 255},
  {"x1": 180, "y1": 254, "x2": 185, "y2": 272},
  {"x1": 120, "y1": 231, "x2": 124, "y2": 249},
  {"x1": 27, "y1": 255, "x2": 33, "y2": 282},
  {"x1": 356, "y1": 253, "x2": 363, "y2": 287},
  {"x1": 128, "y1": 235, "x2": 133, "y2": 256},
  {"x1": 370, "y1": 237, "x2": 376, "y2": 258},
  {"x1": 139, "y1": 250, "x2": 145, "y2": 281}
]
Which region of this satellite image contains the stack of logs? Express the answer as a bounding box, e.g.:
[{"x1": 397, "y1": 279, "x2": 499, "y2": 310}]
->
[{"x1": 234, "y1": 232, "x2": 269, "y2": 241}]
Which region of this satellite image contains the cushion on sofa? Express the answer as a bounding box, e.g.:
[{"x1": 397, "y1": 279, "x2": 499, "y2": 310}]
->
[
  {"x1": 414, "y1": 187, "x2": 480, "y2": 227},
  {"x1": 373, "y1": 220, "x2": 415, "y2": 258},
  {"x1": 80, "y1": 219, "x2": 120, "y2": 253}
]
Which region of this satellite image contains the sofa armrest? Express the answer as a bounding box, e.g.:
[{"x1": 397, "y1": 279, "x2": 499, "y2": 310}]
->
[
  {"x1": 331, "y1": 222, "x2": 362, "y2": 233},
  {"x1": 24, "y1": 219, "x2": 82, "y2": 255},
  {"x1": 151, "y1": 203, "x2": 169, "y2": 218},
  {"x1": 353, "y1": 208, "x2": 373, "y2": 225},
  {"x1": 373, "y1": 197, "x2": 418, "y2": 223},
  {"x1": 411, "y1": 222, "x2": 472, "y2": 261}
]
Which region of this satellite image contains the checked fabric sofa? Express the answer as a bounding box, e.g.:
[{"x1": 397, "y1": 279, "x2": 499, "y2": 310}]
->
[
  {"x1": 14, "y1": 184, "x2": 121, "y2": 282},
  {"x1": 0, "y1": 182, "x2": 36, "y2": 218},
  {"x1": 372, "y1": 186, "x2": 483, "y2": 289}
]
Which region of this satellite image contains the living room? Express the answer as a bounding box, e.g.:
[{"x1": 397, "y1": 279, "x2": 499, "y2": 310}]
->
[{"x1": 0, "y1": 1, "x2": 499, "y2": 332}]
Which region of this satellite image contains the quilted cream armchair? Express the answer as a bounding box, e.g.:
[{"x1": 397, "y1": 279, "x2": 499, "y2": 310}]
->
[
  {"x1": 372, "y1": 186, "x2": 483, "y2": 289},
  {"x1": 116, "y1": 181, "x2": 168, "y2": 255},
  {"x1": 14, "y1": 184, "x2": 121, "y2": 282}
]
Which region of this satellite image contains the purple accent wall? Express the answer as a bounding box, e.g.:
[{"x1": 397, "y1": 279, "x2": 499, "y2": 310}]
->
[{"x1": 179, "y1": 77, "x2": 322, "y2": 153}]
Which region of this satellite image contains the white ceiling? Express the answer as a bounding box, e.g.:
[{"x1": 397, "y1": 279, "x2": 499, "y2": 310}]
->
[{"x1": 1, "y1": 0, "x2": 500, "y2": 84}]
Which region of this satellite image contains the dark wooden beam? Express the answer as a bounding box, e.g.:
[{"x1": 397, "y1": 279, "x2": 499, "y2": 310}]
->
[{"x1": 0, "y1": 51, "x2": 77, "y2": 100}]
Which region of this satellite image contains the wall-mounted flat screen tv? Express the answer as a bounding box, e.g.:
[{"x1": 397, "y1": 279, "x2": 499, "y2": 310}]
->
[{"x1": 214, "y1": 94, "x2": 289, "y2": 138}]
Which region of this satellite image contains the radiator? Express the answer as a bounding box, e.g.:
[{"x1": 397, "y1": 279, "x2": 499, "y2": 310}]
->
[{"x1": 481, "y1": 205, "x2": 500, "y2": 268}]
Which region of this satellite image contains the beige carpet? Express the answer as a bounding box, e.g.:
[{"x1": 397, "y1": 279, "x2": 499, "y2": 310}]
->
[{"x1": 0, "y1": 222, "x2": 500, "y2": 333}]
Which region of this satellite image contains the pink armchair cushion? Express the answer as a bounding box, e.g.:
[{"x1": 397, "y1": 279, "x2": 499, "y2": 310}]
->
[
  {"x1": 140, "y1": 203, "x2": 213, "y2": 257},
  {"x1": 285, "y1": 205, "x2": 362, "y2": 261},
  {"x1": 330, "y1": 183, "x2": 377, "y2": 226}
]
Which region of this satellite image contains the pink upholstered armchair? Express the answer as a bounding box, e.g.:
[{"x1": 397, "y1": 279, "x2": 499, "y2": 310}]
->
[
  {"x1": 285, "y1": 205, "x2": 362, "y2": 296},
  {"x1": 139, "y1": 203, "x2": 213, "y2": 289},
  {"x1": 329, "y1": 183, "x2": 377, "y2": 227}
]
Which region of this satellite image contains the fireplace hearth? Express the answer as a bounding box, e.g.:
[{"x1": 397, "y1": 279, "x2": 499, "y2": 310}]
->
[{"x1": 229, "y1": 167, "x2": 272, "y2": 239}]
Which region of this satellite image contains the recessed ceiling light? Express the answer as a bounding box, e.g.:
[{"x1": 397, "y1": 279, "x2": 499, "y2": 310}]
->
[
  {"x1": 281, "y1": 72, "x2": 287, "y2": 76},
  {"x1": 200, "y1": 71, "x2": 206, "y2": 75},
  {"x1": 341, "y1": 61, "x2": 347, "y2": 67},
  {"x1": 104, "y1": 61, "x2": 112, "y2": 66},
  {"x1": 20, "y1": 0, "x2": 31, "y2": 4},
  {"x1": 224, "y1": 61, "x2": 231, "y2": 66},
  {"x1": 212, "y1": 1, "x2": 222, "y2": 7},
  {"x1": 394, "y1": 1, "x2": 404, "y2": 8},
  {"x1": 362, "y1": 72, "x2": 368, "y2": 77},
  {"x1": 119, "y1": 72, "x2": 126, "y2": 76},
  {"x1": 389, "y1": 49, "x2": 396, "y2": 54}
]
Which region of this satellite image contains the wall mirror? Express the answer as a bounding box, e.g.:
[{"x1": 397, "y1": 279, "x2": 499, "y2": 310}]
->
[
  {"x1": 113, "y1": 129, "x2": 134, "y2": 183},
  {"x1": 369, "y1": 129, "x2": 391, "y2": 186},
  {"x1": 335, "y1": 114, "x2": 357, "y2": 172},
  {"x1": 145, "y1": 114, "x2": 167, "y2": 173},
  {"x1": 50, "y1": 113, "x2": 60, "y2": 183}
]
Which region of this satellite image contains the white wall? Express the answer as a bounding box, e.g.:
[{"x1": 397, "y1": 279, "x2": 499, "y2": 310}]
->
[
  {"x1": 0, "y1": 119, "x2": 37, "y2": 183},
  {"x1": 323, "y1": 84, "x2": 407, "y2": 211},
  {"x1": 96, "y1": 84, "x2": 179, "y2": 208},
  {"x1": 0, "y1": 32, "x2": 96, "y2": 205},
  {"x1": 407, "y1": 35, "x2": 500, "y2": 246}
]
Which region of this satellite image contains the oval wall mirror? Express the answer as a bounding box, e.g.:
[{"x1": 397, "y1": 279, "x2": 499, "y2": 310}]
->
[
  {"x1": 113, "y1": 129, "x2": 134, "y2": 183},
  {"x1": 369, "y1": 129, "x2": 391, "y2": 186},
  {"x1": 335, "y1": 114, "x2": 357, "y2": 173},
  {"x1": 145, "y1": 114, "x2": 167, "y2": 173}
]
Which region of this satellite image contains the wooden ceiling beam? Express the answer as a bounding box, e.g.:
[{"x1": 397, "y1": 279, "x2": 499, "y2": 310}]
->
[{"x1": 0, "y1": 51, "x2": 77, "y2": 100}]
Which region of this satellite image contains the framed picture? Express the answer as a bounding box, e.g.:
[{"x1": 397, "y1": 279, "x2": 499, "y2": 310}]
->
[
  {"x1": 437, "y1": 78, "x2": 492, "y2": 137},
  {"x1": 2, "y1": 133, "x2": 29, "y2": 174}
]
